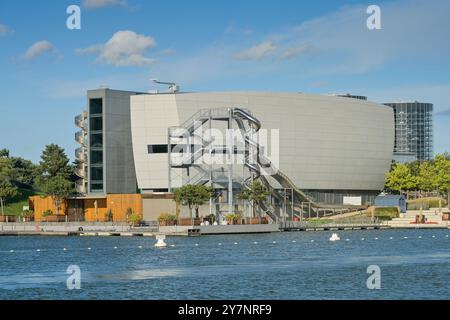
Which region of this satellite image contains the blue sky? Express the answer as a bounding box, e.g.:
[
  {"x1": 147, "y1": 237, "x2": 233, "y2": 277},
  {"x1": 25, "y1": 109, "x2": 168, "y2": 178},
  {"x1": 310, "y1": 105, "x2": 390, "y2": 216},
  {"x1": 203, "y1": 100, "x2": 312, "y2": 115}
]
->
[{"x1": 0, "y1": 0, "x2": 449, "y2": 162}]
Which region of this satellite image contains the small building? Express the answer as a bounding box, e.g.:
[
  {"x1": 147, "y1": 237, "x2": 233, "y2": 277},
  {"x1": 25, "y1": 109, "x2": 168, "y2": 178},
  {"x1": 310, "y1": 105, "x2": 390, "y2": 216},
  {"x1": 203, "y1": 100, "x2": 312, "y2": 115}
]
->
[
  {"x1": 28, "y1": 193, "x2": 179, "y2": 223},
  {"x1": 374, "y1": 194, "x2": 407, "y2": 213}
]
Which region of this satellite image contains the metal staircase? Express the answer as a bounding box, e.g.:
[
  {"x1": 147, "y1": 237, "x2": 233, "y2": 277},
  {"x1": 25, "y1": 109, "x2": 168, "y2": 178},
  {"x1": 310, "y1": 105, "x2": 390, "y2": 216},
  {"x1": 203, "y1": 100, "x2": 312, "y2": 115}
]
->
[
  {"x1": 74, "y1": 111, "x2": 88, "y2": 194},
  {"x1": 168, "y1": 107, "x2": 359, "y2": 222}
]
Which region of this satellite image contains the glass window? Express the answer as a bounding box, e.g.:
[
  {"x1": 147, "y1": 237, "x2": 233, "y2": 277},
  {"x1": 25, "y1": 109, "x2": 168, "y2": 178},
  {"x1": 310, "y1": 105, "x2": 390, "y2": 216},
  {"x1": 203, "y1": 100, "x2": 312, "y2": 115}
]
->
[
  {"x1": 90, "y1": 98, "x2": 103, "y2": 115},
  {"x1": 90, "y1": 133, "x2": 103, "y2": 148},
  {"x1": 90, "y1": 167, "x2": 103, "y2": 181},
  {"x1": 90, "y1": 183, "x2": 103, "y2": 192},
  {"x1": 90, "y1": 150, "x2": 103, "y2": 165},
  {"x1": 90, "y1": 117, "x2": 103, "y2": 131},
  {"x1": 148, "y1": 144, "x2": 168, "y2": 154}
]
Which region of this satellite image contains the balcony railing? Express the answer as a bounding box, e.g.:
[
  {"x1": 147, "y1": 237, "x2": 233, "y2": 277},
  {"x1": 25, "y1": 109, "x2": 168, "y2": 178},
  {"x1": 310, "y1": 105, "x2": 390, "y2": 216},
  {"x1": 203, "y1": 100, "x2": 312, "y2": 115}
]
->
[
  {"x1": 74, "y1": 167, "x2": 86, "y2": 179},
  {"x1": 75, "y1": 130, "x2": 86, "y2": 145},
  {"x1": 75, "y1": 180, "x2": 87, "y2": 194},
  {"x1": 74, "y1": 111, "x2": 87, "y2": 129},
  {"x1": 75, "y1": 147, "x2": 86, "y2": 162}
]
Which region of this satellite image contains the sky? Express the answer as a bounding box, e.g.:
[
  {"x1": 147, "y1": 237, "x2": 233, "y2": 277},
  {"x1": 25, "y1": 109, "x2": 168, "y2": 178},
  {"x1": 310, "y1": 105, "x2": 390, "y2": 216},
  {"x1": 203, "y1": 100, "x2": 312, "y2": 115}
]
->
[{"x1": 0, "y1": 0, "x2": 449, "y2": 162}]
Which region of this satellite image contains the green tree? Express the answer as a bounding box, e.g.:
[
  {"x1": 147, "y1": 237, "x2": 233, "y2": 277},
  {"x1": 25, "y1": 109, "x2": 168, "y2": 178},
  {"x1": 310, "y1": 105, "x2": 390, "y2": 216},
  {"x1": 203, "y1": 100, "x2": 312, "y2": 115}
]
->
[
  {"x1": 417, "y1": 161, "x2": 438, "y2": 192},
  {"x1": 237, "y1": 180, "x2": 269, "y2": 216},
  {"x1": 435, "y1": 154, "x2": 450, "y2": 204},
  {"x1": 9, "y1": 157, "x2": 38, "y2": 186},
  {"x1": 37, "y1": 144, "x2": 73, "y2": 178},
  {"x1": 36, "y1": 145, "x2": 74, "y2": 215},
  {"x1": 385, "y1": 163, "x2": 418, "y2": 194},
  {"x1": 0, "y1": 157, "x2": 19, "y2": 215},
  {"x1": 0, "y1": 180, "x2": 19, "y2": 215},
  {"x1": 174, "y1": 184, "x2": 213, "y2": 222},
  {"x1": 0, "y1": 149, "x2": 9, "y2": 158}
]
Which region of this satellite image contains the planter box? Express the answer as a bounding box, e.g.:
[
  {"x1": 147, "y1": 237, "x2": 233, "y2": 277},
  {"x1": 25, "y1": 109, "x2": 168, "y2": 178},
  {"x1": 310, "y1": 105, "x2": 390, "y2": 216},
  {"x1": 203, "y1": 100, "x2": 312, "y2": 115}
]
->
[
  {"x1": 42, "y1": 215, "x2": 66, "y2": 222},
  {"x1": 246, "y1": 218, "x2": 263, "y2": 225},
  {"x1": 178, "y1": 218, "x2": 195, "y2": 226},
  {"x1": 0, "y1": 215, "x2": 16, "y2": 222},
  {"x1": 159, "y1": 220, "x2": 177, "y2": 226}
]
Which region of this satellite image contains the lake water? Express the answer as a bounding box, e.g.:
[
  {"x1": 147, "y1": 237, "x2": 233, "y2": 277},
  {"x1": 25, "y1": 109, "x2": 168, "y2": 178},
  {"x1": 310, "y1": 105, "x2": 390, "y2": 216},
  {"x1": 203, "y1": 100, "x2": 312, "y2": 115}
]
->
[{"x1": 1, "y1": 229, "x2": 449, "y2": 300}]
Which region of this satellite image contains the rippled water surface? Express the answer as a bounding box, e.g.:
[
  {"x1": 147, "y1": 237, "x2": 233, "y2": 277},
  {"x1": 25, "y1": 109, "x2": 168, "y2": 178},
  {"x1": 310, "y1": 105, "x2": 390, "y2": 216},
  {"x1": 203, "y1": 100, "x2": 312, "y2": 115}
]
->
[{"x1": 1, "y1": 229, "x2": 449, "y2": 299}]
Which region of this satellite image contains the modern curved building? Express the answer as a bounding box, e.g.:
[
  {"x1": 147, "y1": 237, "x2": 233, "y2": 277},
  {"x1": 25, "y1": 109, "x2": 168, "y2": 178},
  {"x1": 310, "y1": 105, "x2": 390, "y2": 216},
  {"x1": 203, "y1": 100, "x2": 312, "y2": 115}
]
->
[{"x1": 129, "y1": 91, "x2": 395, "y2": 206}]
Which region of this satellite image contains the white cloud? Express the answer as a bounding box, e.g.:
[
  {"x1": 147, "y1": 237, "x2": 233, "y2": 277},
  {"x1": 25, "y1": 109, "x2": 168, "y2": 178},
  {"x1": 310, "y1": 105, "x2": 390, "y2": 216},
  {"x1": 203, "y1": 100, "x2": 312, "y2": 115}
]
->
[
  {"x1": 279, "y1": 43, "x2": 310, "y2": 60},
  {"x1": 227, "y1": 0, "x2": 450, "y2": 74},
  {"x1": 234, "y1": 40, "x2": 276, "y2": 60},
  {"x1": 24, "y1": 40, "x2": 55, "y2": 60},
  {"x1": 0, "y1": 24, "x2": 11, "y2": 37},
  {"x1": 75, "y1": 44, "x2": 103, "y2": 55},
  {"x1": 77, "y1": 30, "x2": 156, "y2": 66},
  {"x1": 82, "y1": 0, "x2": 127, "y2": 9},
  {"x1": 224, "y1": 24, "x2": 253, "y2": 36}
]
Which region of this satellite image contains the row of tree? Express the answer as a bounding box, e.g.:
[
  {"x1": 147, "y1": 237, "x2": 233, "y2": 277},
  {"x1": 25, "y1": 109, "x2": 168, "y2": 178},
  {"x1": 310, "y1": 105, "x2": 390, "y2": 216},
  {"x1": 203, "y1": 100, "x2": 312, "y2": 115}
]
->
[
  {"x1": 174, "y1": 181, "x2": 269, "y2": 221},
  {"x1": 0, "y1": 145, "x2": 75, "y2": 215},
  {"x1": 385, "y1": 153, "x2": 450, "y2": 202}
]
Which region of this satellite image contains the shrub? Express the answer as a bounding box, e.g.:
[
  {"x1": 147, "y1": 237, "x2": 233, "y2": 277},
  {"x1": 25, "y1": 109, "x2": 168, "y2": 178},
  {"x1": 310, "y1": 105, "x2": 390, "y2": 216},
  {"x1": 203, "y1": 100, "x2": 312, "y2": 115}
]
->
[
  {"x1": 125, "y1": 207, "x2": 133, "y2": 220},
  {"x1": 23, "y1": 209, "x2": 34, "y2": 218},
  {"x1": 204, "y1": 214, "x2": 216, "y2": 223},
  {"x1": 158, "y1": 213, "x2": 177, "y2": 223},
  {"x1": 365, "y1": 207, "x2": 399, "y2": 220},
  {"x1": 128, "y1": 212, "x2": 142, "y2": 226},
  {"x1": 225, "y1": 213, "x2": 241, "y2": 223},
  {"x1": 305, "y1": 218, "x2": 333, "y2": 225},
  {"x1": 42, "y1": 209, "x2": 53, "y2": 217},
  {"x1": 407, "y1": 197, "x2": 447, "y2": 210},
  {"x1": 105, "y1": 209, "x2": 113, "y2": 222}
]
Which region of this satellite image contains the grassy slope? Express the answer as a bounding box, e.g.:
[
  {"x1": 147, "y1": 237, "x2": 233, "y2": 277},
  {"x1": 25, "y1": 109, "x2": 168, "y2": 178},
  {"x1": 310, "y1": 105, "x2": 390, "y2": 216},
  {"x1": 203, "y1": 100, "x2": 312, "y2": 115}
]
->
[{"x1": 2, "y1": 188, "x2": 41, "y2": 216}]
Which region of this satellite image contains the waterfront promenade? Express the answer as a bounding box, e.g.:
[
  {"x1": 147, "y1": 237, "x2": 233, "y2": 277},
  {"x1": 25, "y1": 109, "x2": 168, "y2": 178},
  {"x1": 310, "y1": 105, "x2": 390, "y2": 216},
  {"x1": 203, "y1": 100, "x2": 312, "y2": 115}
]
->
[{"x1": 1, "y1": 208, "x2": 448, "y2": 237}]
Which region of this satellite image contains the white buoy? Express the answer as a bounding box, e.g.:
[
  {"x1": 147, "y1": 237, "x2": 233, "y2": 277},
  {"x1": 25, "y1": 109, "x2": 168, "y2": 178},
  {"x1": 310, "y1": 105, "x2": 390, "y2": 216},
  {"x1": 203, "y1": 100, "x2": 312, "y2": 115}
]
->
[
  {"x1": 194, "y1": 243, "x2": 199, "y2": 247},
  {"x1": 292, "y1": 240, "x2": 296, "y2": 243},
  {"x1": 432, "y1": 235, "x2": 436, "y2": 238},
  {"x1": 389, "y1": 237, "x2": 393, "y2": 240},
  {"x1": 234, "y1": 242, "x2": 238, "y2": 245},
  {"x1": 10, "y1": 250, "x2": 14, "y2": 253},
  {"x1": 345, "y1": 239, "x2": 350, "y2": 241},
  {"x1": 36, "y1": 249, "x2": 41, "y2": 252},
  {"x1": 311, "y1": 240, "x2": 315, "y2": 242},
  {"x1": 446, "y1": 235, "x2": 449, "y2": 238},
  {"x1": 63, "y1": 248, "x2": 67, "y2": 251},
  {"x1": 253, "y1": 241, "x2": 258, "y2": 244},
  {"x1": 154, "y1": 235, "x2": 167, "y2": 248},
  {"x1": 114, "y1": 246, "x2": 118, "y2": 249},
  {"x1": 87, "y1": 247, "x2": 91, "y2": 250},
  {"x1": 329, "y1": 233, "x2": 340, "y2": 242},
  {"x1": 361, "y1": 238, "x2": 365, "y2": 241},
  {"x1": 272, "y1": 241, "x2": 277, "y2": 244},
  {"x1": 404, "y1": 237, "x2": 408, "y2": 239},
  {"x1": 170, "y1": 244, "x2": 175, "y2": 247},
  {"x1": 138, "y1": 246, "x2": 143, "y2": 249},
  {"x1": 218, "y1": 243, "x2": 222, "y2": 246},
  {"x1": 418, "y1": 236, "x2": 422, "y2": 239},
  {"x1": 374, "y1": 237, "x2": 378, "y2": 240}
]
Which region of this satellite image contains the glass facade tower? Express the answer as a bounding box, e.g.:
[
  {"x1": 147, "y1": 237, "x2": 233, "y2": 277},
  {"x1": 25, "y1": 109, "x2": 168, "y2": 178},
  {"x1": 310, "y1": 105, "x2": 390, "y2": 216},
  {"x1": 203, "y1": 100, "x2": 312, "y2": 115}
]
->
[{"x1": 384, "y1": 102, "x2": 433, "y2": 161}]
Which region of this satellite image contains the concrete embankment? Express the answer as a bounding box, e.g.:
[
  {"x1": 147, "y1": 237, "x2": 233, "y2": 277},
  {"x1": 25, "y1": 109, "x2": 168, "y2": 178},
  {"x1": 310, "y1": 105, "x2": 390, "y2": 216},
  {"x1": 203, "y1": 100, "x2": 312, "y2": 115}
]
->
[{"x1": 0, "y1": 222, "x2": 190, "y2": 237}]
